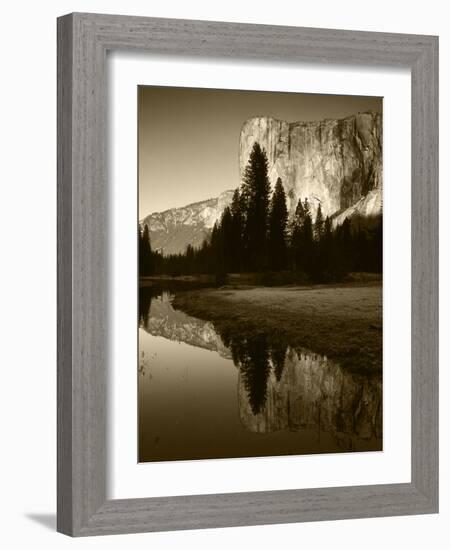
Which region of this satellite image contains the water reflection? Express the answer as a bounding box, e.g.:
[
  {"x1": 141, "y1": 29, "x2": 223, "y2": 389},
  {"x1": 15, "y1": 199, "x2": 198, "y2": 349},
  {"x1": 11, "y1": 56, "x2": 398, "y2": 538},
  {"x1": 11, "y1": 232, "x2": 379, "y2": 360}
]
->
[
  {"x1": 138, "y1": 285, "x2": 152, "y2": 328},
  {"x1": 139, "y1": 283, "x2": 382, "y2": 458},
  {"x1": 238, "y1": 348, "x2": 382, "y2": 448},
  {"x1": 221, "y1": 332, "x2": 284, "y2": 415},
  {"x1": 140, "y1": 284, "x2": 231, "y2": 358}
]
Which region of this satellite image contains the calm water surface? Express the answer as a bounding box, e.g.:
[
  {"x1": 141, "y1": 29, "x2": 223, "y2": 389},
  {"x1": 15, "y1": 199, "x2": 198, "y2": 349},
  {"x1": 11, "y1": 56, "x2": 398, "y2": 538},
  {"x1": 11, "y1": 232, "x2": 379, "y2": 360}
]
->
[{"x1": 138, "y1": 283, "x2": 382, "y2": 462}]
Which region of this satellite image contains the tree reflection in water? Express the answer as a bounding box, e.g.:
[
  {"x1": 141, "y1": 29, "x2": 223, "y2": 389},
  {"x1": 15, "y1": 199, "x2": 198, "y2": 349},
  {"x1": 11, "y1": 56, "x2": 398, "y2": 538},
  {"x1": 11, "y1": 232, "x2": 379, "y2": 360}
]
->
[
  {"x1": 139, "y1": 285, "x2": 153, "y2": 328},
  {"x1": 140, "y1": 286, "x2": 285, "y2": 415},
  {"x1": 235, "y1": 334, "x2": 271, "y2": 415},
  {"x1": 220, "y1": 330, "x2": 289, "y2": 415},
  {"x1": 138, "y1": 283, "x2": 382, "y2": 447},
  {"x1": 270, "y1": 339, "x2": 288, "y2": 382}
]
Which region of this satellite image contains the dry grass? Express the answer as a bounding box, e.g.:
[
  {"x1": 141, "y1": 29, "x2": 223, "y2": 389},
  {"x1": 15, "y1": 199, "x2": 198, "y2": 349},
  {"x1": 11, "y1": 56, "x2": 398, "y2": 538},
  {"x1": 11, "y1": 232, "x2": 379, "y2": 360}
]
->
[{"x1": 173, "y1": 282, "x2": 382, "y2": 373}]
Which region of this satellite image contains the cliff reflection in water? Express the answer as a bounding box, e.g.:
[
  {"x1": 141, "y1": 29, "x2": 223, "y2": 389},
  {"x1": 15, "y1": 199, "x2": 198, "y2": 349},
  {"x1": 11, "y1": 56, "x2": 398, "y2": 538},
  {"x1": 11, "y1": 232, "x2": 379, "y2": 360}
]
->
[
  {"x1": 219, "y1": 330, "x2": 381, "y2": 446},
  {"x1": 139, "y1": 284, "x2": 382, "y2": 454}
]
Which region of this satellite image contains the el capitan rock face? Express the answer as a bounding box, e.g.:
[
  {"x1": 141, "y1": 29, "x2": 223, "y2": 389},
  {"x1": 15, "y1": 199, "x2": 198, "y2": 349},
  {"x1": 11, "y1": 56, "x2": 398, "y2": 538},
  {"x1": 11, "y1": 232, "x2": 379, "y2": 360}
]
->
[{"x1": 239, "y1": 112, "x2": 382, "y2": 223}]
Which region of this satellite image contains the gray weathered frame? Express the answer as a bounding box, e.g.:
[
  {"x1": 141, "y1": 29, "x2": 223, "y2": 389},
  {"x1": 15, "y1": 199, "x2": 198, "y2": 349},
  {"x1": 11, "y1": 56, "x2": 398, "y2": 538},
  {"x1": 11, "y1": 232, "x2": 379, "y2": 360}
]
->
[{"x1": 57, "y1": 12, "x2": 438, "y2": 536}]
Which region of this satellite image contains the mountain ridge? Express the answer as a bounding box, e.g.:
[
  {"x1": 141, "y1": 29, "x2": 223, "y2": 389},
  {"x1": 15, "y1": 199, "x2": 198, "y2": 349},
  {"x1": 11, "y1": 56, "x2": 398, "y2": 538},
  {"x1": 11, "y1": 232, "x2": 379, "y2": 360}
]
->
[{"x1": 140, "y1": 189, "x2": 234, "y2": 255}]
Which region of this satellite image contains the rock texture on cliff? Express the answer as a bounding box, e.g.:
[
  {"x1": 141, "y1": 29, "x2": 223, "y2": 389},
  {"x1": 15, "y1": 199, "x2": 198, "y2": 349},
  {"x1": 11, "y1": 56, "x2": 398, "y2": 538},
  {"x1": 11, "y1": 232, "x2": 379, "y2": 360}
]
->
[
  {"x1": 140, "y1": 190, "x2": 234, "y2": 255},
  {"x1": 239, "y1": 112, "x2": 382, "y2": 223}
]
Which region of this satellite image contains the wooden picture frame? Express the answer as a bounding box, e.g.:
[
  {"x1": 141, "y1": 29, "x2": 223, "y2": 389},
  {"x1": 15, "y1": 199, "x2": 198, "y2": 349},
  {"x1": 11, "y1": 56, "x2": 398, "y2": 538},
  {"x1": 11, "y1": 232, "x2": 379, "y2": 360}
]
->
[{"x1": 57, "y1": 12, "x2": 438, "y2": 536}]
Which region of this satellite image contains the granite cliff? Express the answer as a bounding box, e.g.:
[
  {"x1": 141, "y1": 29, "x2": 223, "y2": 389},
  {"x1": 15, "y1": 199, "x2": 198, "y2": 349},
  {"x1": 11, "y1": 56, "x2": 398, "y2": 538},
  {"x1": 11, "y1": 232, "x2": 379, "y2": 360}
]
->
[{"x1": 239, "y1": 112, "x2": 382, "y2": 223}]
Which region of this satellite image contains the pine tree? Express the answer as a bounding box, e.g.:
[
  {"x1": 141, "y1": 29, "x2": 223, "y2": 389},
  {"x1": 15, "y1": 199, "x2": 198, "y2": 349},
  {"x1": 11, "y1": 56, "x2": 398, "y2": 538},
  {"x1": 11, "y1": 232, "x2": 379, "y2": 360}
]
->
[
  {"x1": 240, "y1": 142, "x2": 271, "y2": 271},
  {"x1": 239, "y1": 334, "x2": 271, "y2": 414},
  {"x1": 270, "y1": 341, "x2": 288, "y2": 382},
  {"x1": 230, "y1": 188, "x2": 244, "y2": 272},
  {"x1": 335, "y1": 217, "x2": 353, "y2": 276},
  {"x1": 290, "y1": 198, "x2": 306, "y2": 271},
  {"x1": 138, "y1": 225, "x2": 144, "y2": 276},
  {"x1": 209, "y1": 221, "x2": 220, "y2": 274},
  {"x1": 314, "y1": 203, "x2": 324, "y2": 241},
  {"x1": 268, "y1": 177, "x2": 288, "y2": 270},
  {"x1": 185, "y1": 244, "x2": 195, "y2": 275},
  {"x1": 324, "y1": 215, "x2": 332, "y2": 241},
  {"x1": 220, "y1": 205, "x2": 234, "y2": 273},
  {"x1": 302, "y1": 207, "x2": 314, "y2": 275},
  {"x1": 140, "y1": 224, "x2": 153, "y2": 276},
  {"x1": 321, "y1": 216, "x2": 333, "y2": 277},
  {"x1": 289, "y1": 197, "x2": 305, "y2": 242},
  {"x1": 372, "y1": 216, "x2": 383, "y2": 273}
]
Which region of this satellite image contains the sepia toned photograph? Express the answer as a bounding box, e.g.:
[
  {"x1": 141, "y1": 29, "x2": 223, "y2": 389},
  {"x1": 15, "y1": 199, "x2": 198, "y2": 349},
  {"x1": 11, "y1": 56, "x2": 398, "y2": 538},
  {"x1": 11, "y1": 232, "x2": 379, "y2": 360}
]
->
[{"x1": 138, "y1": 86, "x2": 383, "y2": 463}]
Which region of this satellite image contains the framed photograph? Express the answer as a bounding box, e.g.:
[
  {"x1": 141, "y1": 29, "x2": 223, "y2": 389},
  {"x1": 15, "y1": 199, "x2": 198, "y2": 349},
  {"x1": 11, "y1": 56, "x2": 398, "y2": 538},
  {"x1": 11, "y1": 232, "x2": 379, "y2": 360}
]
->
[
  {"x1": 137, "y1": 86, "x2": 383, "y2": 463},
  {"x1": 57, "y1": 13, "x2": 438, "y2": 536}
]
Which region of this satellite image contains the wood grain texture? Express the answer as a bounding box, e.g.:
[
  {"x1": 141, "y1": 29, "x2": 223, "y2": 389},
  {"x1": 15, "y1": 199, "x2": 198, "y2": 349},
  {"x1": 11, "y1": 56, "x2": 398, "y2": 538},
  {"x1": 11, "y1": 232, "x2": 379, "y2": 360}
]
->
[
  {"x1": 410, "y1": 36, "x2": 439, "y2": 506},
  {"x1": 57, "y1": 13, "x2": 73, "y2": 536},
  {"x1": 57, "y1": 12, "x2": 439, "y2": 536}
]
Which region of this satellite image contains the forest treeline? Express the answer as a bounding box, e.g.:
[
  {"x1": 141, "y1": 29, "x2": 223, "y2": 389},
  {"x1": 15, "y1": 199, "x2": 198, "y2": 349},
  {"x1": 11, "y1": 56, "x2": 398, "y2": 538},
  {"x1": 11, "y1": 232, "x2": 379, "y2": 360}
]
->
[{"x1": 139, "y1": 142, "x2": 382, "y2": 282}]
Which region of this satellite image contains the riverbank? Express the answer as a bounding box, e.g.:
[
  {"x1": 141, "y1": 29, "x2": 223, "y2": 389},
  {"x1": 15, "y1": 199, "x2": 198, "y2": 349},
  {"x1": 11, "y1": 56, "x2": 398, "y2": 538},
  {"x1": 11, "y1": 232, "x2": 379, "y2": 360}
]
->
[
  {"x1": 140, "y1": 271, "x2": 381, "y2": 287},
  {"x1": 172, "y1": 282, "x2": 382, "y2": 373}
]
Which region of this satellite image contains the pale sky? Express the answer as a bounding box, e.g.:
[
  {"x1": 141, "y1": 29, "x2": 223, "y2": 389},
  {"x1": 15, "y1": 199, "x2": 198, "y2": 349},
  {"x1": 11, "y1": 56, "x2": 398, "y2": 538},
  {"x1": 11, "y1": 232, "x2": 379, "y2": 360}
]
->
[{"x1": 138, "y1": 86, "x2": 382, "y2": 218}]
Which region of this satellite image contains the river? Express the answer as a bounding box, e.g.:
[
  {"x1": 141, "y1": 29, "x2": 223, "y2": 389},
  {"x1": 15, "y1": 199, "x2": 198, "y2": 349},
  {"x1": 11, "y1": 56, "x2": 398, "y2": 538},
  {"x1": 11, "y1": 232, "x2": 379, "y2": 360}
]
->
[{"x1": 138, "y1": 282, "x2": 382, "y2": 462}]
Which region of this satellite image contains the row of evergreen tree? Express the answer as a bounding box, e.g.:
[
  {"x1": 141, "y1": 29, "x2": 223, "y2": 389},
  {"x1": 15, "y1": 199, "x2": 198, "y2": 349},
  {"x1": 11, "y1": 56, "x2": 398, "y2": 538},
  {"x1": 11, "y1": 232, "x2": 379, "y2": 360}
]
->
[{"x1": 139, "y1": 142, "x2": 382, "y2": 282}]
